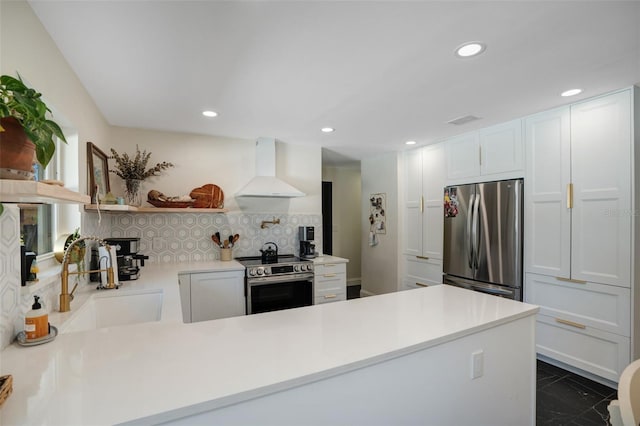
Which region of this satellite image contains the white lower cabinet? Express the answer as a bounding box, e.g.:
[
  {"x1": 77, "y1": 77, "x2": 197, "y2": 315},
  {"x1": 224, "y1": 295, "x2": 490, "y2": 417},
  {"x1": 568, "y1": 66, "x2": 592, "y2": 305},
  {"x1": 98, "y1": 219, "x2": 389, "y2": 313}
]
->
[
  {"x1": 525, "y1": 273, "x2": 630, "y2": 381},
  {"x1": 402, "y1": 256, "x2": 442, "y2": 291},
  {"x1": 178, "y1": 270, "x2": 245, "y2": 323},
  {"x1": 536, "y1": 316, "x2": 630, "y2": 383},
  {"x1": 314, "y1": 261, "x2": 347, "y2": 304}
]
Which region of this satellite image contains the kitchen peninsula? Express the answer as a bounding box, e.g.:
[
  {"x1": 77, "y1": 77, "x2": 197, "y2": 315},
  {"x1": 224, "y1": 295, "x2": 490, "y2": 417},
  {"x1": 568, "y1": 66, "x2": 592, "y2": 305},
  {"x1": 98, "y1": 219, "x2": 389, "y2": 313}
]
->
[{"x1": 0, "y1": 262, "x2": 538, "y2": 425}]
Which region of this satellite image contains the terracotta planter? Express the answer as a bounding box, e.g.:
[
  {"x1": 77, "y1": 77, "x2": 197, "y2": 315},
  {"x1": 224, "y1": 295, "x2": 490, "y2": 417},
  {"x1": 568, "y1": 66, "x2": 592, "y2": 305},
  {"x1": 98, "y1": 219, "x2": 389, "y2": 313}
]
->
[{"x1": 0, "y1": 117, "x2": 36, "y2": 179}]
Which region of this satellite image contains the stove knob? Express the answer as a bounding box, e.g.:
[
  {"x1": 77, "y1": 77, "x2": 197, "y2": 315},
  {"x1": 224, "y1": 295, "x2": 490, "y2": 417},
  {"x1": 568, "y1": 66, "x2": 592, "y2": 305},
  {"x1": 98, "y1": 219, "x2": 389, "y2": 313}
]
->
[
  {"x1": 249, "y1": 268, "x2": 257, "y2": 276},
  {"x1": 256, "y1": 267, "x2": 264, "y2": 276},
  {"x1": 264, "y1": 268, "x2": 271, "y2": 275},
  {"x1": 307, "y1": 264, "x2": 313, "y2": 272},
  {"x1": 294, "y1": 265, "x2": 301, "y2": 272}
]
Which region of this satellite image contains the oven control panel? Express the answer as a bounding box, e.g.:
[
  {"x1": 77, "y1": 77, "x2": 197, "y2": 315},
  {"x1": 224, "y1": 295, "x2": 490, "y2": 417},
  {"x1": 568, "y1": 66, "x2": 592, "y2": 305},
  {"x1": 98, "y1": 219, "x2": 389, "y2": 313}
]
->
[{"x1": 248, "y1": 263, "x2": 314, "y2": 276}]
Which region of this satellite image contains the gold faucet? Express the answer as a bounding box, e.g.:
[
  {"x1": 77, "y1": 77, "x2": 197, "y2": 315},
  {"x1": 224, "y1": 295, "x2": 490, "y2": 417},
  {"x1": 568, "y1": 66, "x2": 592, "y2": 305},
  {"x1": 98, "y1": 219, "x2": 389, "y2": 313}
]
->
[
  {"x1": 260, "y1": 217, "x2": 280, "y2": 229},
  {"x1": 60, "y1": 235, "x2": 117, "y2": 312}
]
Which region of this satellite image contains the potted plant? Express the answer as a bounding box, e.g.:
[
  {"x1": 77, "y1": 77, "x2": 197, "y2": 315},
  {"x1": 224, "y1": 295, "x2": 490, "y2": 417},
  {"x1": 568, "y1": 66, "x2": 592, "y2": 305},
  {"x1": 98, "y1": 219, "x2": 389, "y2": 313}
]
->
[
  {"x1": 0, "y1": 74, "x2": 67, "y2": 178},
  {"x1": 109, "y1": 145, "x2": 173, "y2": 206}
]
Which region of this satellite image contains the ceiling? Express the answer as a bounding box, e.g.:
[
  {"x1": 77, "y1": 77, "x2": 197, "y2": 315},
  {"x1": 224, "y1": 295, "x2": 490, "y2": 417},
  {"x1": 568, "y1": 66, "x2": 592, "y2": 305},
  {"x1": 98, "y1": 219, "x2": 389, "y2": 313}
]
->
[{"x1": 29, "y1": 1, "x2": 640, "y2": 166}]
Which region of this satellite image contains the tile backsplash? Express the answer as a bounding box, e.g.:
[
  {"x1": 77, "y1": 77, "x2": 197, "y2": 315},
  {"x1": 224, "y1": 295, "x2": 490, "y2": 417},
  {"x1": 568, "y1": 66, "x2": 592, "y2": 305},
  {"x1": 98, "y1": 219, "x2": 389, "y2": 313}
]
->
[{"x1": 83, "y1": 211, "x2": 323, "y2": 262}]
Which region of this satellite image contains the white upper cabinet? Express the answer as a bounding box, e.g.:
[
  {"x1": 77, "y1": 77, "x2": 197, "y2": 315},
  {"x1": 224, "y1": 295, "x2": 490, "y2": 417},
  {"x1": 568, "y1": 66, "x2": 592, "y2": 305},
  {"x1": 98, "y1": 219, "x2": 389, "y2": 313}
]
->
[
  {"x1": 524, "y1": 89, "x2": 632, "y2": 288},
  {"x1": 479, "y1": 119, "x2": 524, "y2": 176},
  {"x1": 570, "y1": 90, "x2": 632, "y2": 287},
  {"x1": 524, "y1": 106, "x2": 572, "y2": 278},
  {"x1": 445, "y1": 133, "x2": 480, "y2": 181},
  {"x1": 445, "y1": 119, "x2": 524, "y2": 184}
]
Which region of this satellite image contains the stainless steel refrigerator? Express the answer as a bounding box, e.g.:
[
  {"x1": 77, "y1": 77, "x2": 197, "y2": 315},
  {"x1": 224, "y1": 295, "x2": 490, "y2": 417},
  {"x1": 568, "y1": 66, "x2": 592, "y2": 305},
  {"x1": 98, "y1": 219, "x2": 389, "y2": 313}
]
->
[{"x1": 443, "y1": 179, "x2": 523, "y2": 300}]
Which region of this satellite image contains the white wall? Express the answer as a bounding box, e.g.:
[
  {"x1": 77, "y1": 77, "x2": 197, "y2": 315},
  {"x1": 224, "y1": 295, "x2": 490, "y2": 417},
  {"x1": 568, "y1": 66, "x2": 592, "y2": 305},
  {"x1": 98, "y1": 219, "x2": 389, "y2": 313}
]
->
[
  {"x1": 322, "y1": 165, "x2": 361, "y2": 283},
  {"x1": 108, "y1": 126, "x2": 321, "y2": 214},
  {"x1": 360, "y1": 153, "x2": 399, "y2": 295},
  {"x1": 0, "y1": 0, "x2": 112, "y2": 196}
]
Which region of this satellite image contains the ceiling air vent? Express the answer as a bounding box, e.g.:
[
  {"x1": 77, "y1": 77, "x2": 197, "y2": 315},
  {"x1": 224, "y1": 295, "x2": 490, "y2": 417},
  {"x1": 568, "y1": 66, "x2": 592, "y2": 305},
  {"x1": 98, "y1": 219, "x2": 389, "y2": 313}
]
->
[{"x1": 447, "y1": 115, "x2": 481, "y2": 126}]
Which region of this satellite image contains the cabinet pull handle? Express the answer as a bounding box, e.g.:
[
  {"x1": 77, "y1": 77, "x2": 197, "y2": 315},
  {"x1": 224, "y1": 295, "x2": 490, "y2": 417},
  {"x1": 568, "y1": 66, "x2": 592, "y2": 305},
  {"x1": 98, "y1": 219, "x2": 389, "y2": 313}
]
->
[
  {"x1": 324, "y1": 294, "x2": 337, "y2": 299},
  {"x1": 555, "y1": 318, "x2": 586, "y2": 329},
  {"x1": 416, "y1": 255, "x2": 429, "y2": 260},
  {"x1": 420, "y1": 196, "x2": 424, "y2": 213},
  {"x1": 555, "y1": 276, "x2": 587, "y2": 284},
  {"x1": 567, "y1": 183, "x2": 573, "y2": 209},
  {"x1": 323, "y1": 274, "x2": 337, "y2": 278},
  {"x1": 416, "y1": 282, "x2": 429, "y2": 287}
]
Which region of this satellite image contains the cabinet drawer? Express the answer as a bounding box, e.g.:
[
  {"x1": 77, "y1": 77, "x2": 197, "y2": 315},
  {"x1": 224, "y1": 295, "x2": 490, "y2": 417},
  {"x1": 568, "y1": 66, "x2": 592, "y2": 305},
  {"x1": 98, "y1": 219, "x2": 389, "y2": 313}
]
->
[
  {"x1": 525, "y1": 273, "x2": 630, "y2": 336},
  {"x1": 314, "y1": 262, "x2": 346, "y2": 276},
  {"x1": 536, "y1": 315, "x2": 630, "y2": 382},
  {"x1": 314, "y1": 287, "x2": 346, "y2": 304},
  {"x1": 401, "y1": 277, "x2": 435, "y2": 291},
  {"x1": 315, "y1": 273, "x2": 345, "y2": 291},
  {"x1": 405, "y1": 256, "x2": 442, "y2": 284}
]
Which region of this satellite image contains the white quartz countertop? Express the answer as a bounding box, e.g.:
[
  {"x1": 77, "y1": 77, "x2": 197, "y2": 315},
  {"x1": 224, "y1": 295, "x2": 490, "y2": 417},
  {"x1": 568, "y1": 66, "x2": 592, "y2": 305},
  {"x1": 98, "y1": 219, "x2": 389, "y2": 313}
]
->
[
  {"x1": 312, "y1": 255, "x2": 349, "y2": 264},
  {"x1": 0, "y1": 261, "x2": 537, "y2": 426}
]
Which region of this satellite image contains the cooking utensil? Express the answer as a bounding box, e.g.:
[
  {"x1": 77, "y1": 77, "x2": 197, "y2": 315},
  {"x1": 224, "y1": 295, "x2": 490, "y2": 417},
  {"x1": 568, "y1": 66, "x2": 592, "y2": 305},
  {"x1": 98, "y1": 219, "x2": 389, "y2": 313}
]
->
[
  {"x1": 211, "y1": 234, "x2": 221, "y2": 247},
  {"x1": 228, "y1": 235, "x2": 234, "y2": 248},
  {"x1": 232, "y1": 234, "x2": 240, "y2": 245}
]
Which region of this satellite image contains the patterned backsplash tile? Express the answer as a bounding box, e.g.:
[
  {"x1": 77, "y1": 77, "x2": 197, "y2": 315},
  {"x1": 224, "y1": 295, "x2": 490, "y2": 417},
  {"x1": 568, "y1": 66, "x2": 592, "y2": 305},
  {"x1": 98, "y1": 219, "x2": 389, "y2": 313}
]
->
[{"x1": 83, "y1": 212, "x2": 323, "y2": 262}]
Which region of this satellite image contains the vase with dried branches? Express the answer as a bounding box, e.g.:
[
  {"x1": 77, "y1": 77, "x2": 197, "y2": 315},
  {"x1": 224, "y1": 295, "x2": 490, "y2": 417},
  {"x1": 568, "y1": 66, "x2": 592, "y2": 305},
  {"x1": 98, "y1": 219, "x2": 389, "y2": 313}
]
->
[{"x1": 109, "y1": 145, "x2": 173, "y2": 206}]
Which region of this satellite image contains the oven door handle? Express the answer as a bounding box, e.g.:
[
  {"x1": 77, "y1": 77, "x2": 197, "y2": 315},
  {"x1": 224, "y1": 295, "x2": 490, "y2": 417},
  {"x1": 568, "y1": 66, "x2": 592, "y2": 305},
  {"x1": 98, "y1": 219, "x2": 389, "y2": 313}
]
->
[{"x1": 247, "y1": 274, "x2": 314, "y2": 285}]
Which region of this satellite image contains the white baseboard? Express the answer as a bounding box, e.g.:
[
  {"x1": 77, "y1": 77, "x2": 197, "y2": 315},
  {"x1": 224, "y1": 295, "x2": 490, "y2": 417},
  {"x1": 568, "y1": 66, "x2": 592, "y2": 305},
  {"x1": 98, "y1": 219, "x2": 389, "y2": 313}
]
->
[{"x1": 360, "y1": 289, "x2": 376, "y2": 297}]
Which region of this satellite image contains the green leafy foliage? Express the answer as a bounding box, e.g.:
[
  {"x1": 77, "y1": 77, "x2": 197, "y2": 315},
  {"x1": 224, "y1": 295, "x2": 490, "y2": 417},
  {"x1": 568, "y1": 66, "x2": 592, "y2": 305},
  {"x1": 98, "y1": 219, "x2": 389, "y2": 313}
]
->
[
  {"x1": 109, "y1": 145, "x2": 173, "y2": 181},
  {"x1": 0, "y1": 74, "x2": 67, "y2": 168}
]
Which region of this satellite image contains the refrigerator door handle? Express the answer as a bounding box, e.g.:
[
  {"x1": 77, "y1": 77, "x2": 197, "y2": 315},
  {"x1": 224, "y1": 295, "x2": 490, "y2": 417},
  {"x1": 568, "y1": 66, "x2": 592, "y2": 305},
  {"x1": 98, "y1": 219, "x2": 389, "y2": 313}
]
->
[
  {"x1": 467, "y1": 193, "x2": 475, "y2": 268},
  {"x1": 471, "y1": 192, "x2": 481, "y2": 270}
]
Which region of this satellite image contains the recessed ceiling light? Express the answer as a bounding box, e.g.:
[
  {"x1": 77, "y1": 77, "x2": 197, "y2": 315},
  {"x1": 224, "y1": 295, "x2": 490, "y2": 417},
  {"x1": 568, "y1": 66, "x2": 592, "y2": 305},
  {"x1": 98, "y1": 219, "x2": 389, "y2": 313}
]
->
[
  {"x1": 321, "y1": 127, "x2": 335, "y2": 133},
  {"x1": 455, "y1": 42, "x2": 486, "y2": 58},
  {"x1": 405, "y1": 140, "x2": 416, "y2": 145},
  {"x1": 561, "y1": 89, "x2": 582, "y2": 97},
  {"x1": 202, "y1": 110, "x2": 218, "y2": 117}
]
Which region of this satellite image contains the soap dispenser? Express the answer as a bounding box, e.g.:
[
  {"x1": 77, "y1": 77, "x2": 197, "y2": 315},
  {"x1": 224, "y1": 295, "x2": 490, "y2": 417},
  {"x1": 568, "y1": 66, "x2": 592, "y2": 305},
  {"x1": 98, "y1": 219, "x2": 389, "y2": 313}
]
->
[{"x1": 25, "y1": 295, "x2": 48, "y2": 340}]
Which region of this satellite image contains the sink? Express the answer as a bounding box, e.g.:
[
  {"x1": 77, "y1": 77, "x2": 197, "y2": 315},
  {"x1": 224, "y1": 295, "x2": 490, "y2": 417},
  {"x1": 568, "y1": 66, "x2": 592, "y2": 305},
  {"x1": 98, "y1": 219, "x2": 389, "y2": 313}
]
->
[{"x1": 59, "y1": 290, "x2": 163, "y2": 334}]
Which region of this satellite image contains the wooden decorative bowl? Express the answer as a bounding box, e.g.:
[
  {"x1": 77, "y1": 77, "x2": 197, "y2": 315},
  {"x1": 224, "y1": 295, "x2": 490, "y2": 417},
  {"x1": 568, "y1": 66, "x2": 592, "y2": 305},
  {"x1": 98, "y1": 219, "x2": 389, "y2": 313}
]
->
[{"x1": 147, "y1": 199, "x2": 195, "y2": 208}]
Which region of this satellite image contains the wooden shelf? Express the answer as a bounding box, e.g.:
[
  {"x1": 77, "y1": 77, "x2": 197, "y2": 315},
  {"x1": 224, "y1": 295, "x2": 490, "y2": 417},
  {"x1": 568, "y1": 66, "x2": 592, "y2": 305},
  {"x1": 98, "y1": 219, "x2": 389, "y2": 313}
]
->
[
  {"x1": 0, "y1": 179, "x2": 90, "y2": 204},
  {"x1": 84, "y1": 204, "x2": 228, "y2": 213}
]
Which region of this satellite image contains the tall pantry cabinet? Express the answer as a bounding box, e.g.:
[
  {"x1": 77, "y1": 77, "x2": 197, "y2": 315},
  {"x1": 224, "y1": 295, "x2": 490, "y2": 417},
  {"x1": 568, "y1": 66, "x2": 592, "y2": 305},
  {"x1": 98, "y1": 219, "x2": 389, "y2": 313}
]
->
[
  {"x1": 401, "y1": 143, "x2": 445, "y2": 290},
  {"x1": 524, "y1": 88, "x2": 638, "y2": 383}
]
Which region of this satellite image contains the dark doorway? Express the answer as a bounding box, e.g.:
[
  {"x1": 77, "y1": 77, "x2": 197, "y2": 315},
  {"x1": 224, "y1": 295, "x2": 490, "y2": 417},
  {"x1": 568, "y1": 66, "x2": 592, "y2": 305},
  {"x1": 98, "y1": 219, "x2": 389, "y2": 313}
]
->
[{"x1": 322, "y1": 181, "x2": 333, "y2": 255}]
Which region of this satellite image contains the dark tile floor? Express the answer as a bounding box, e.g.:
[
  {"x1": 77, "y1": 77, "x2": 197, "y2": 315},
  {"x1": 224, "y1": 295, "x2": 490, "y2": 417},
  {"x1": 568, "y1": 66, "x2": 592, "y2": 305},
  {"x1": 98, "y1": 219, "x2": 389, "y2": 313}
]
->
[{"x1": 537, "y1": 360, "x2": 617, "y2": 425}]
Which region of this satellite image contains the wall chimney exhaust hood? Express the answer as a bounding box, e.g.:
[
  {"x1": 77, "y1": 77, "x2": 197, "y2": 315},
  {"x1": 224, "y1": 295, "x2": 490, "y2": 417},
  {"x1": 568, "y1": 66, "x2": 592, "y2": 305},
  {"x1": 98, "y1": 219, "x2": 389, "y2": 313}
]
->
[{"x1": 235, "y1": 138, "x2": 306, "y2": 198}]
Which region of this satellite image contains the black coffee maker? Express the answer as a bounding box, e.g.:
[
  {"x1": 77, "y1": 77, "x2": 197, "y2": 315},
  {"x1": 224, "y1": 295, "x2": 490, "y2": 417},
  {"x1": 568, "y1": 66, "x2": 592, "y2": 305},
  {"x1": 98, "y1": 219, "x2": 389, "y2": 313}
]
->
[
  {"x1": 91, "y1": 237, "x2": 148, "y2": 282},
  {"x1": 299, "y1": 226, "x2": 317, "y2": 259}
]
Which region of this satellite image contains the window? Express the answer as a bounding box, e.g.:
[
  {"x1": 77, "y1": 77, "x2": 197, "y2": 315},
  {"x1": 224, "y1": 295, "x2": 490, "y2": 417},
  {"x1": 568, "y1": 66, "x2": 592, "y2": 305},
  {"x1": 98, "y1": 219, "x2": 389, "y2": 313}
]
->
[
  {"x1": 20, "y1": 205, "x2": 53, "y2": 254},
  {"x1": 19, "y1": 138, "x2": 61, "y2": 256}
]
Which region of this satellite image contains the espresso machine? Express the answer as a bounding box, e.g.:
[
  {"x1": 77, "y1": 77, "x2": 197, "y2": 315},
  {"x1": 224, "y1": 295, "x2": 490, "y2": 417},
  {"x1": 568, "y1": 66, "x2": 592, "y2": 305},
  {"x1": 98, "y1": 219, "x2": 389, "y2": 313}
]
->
[
  {"x1": 91, "y1": 237, "x2": 148, "y2": 282},
  {"x1": 299, "y1": 226, "x2": 317, "y2": 259}
]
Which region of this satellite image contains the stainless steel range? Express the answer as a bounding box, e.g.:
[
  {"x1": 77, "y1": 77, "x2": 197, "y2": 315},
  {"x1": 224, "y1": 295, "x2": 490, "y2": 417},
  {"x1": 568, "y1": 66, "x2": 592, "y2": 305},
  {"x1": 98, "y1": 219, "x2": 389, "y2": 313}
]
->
[{"x1": 236, "y1": 254, "x2": 314, "y2": 315}]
